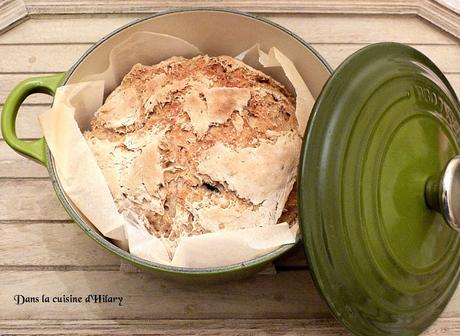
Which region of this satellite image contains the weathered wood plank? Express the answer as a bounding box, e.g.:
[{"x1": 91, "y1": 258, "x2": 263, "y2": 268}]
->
[
  {"x1": 0, "y1": 0, "x2": 28, "y2": 34},
  {"x1": 0, "y1": 104, "x2": 45, "y2": 140},
  {"x1": 0, "y1": 14, "x2": 455, "y2": 45},
  {"x1": 313, "y1": 43, "x2": 460, "y2": 73},
  {"x1": 1, "y1": 43, "x2": 459, "y2": 74},
  {"x1": 273, "y1": 14, "x2": 456, "y2": 45},
  {"x1": 0, "y1": 318, "x2": 459, "y2": 335},
  {"x1": 0, "y1": 179, "x2": 69, "y2": 220},
  {"x1": 19, "y1": 0, "x2": 420, "y2": 15},
  {"x1": 18, "y1": 0, "x2": 460, "y2": 40},
  {"x1": 0, "y1": 268, "x2": 458, "y2": 325},
  {"x1": 0, "y1": 141, "x2": 47, "y2": 177},
  {"x1": 0, "y1": 319, "x2": 350, "y2": 335},
  {"x1": 0, "y1": 73, "x2": 54, "y2": 105},
  {"x1": 0, "y1": 270, "x2": 331, "y2": 319},
  {"x1": 0, "y1": 222, "x2": 120, "y2": 266},
  {"x1": 1, "y1": 318, "x2": 460, "y2": 335},
  {"x1": 0, "y1": 44, "x2": 89, "y2": 73},
  {"x1": 447, "y1": 73, "x2": 460, "y2": 93},
  {"x1": 419, "y1": 0, "x2": 460, "y2": 40},
  {"x1": 437, "y1": 0, "x2": 460, "y2": 15}
]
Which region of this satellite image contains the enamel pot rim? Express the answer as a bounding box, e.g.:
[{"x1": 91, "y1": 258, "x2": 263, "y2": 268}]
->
[{"x1": 44, "y1": 7, "x2": 334, "y2": 276}]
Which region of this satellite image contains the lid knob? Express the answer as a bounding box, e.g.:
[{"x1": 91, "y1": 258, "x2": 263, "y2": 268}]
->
[{"x1": 426, "y1": 156, "x2": 460, "y2": 232}]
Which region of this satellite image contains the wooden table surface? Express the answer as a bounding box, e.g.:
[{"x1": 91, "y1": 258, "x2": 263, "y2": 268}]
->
[{"x1": 1, "y1": 1, "x2": 460, "y2": 335}]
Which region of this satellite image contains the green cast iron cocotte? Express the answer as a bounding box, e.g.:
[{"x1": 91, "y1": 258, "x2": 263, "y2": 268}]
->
[{"x1": 0, "y1": 9, "x2": 333, "y2": 282}]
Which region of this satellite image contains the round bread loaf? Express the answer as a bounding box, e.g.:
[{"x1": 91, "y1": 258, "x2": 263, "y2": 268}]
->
[{"x1": 84, "y1": 55, "x2": 300, "y2": 255}]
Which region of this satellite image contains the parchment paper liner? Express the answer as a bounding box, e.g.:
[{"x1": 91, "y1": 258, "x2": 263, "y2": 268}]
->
[{"x1": 39, "y1": 31, "x2": 314, "y2": 268}]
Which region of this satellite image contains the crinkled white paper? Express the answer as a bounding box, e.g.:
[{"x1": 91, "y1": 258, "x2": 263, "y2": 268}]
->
[{"x1": 39, "y1": 32, "x2": 315, "y2": 268}]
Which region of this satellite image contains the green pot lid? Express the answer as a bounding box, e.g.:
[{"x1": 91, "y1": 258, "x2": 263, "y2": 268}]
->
[{"x1": 299, "y1": 42, "x2": 460, "y2": 336}]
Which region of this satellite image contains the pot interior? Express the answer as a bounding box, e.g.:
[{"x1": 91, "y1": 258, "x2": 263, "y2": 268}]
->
[
  {"x1": 67, "y1": 9, "x2": 331, "y2": 96},
  {"x1": 52, "y1": 9, "x2": 332, "y2": 275}
]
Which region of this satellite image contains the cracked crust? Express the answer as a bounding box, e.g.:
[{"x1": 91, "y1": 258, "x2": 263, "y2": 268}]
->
[{"x1": 84, "y1": 55, "x2": 300, "y2": 255}]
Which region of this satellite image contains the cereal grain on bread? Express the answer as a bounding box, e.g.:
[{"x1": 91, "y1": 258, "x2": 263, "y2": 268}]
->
[{"x1": 84, "y1": 55, "x2": 300, "y2": 255}]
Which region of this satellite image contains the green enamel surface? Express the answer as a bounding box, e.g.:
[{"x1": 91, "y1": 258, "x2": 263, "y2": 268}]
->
[
  {"x1": 1, "y1": 73, "x2": 66, "y2": 165},
  {"x1": 299, "y1": 43, "x2": 460, "y2": 336},
  {"x1": 378, "y1": 116, "x2": 456, "y2": 272}
]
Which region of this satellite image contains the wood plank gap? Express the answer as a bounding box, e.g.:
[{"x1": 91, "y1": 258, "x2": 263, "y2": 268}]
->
[
  {"x1": 0, "y1": 137, "x2": 41, "y2": 141},
  {"x1": 0, "y1": 265, "x2": 120, "y2": 271},
  {"x1": 1, "y1": 103, "x2": 48, "y2": 108},
  {"x1": 1, "y1": 44, "x2": 459, "y2": 75},
  {"x1": 1, "y1": 41, "x2": 457, "y2": 47},
  {"x1": 0, "y1": 42, "x2": 97, "y2": 46},
  {"x1": 0, "y1": 103, "x2": 48, "y2": 106},
  {"x1": 2, "y1": 102, "x2": 50, "y2": 106},
  {"x1": 0, "y1": 176, "x2": 50, "y2": 180},
  {"x1": 0, "y1": 219, "x2": 73, "y2": 224},
  {"x1": 0, "y1": 71, "x2": 62, "y2": 75},
  {"x1": 2, "y1": 41, "x2": 457, "y2": 46},
  {"x1": 0, "y1": 317, "x2": 340, "y2": 323}
]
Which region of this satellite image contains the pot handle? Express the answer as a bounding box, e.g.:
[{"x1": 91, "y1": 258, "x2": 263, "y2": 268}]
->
[
  {"x1": 1, "y1": 73, "x2": 66, "y2": 166},
  {"x1": 425, "y1": 156, "x2": 460, "y2": 233}
]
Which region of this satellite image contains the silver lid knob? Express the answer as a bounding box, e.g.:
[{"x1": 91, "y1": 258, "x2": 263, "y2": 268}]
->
[{"x1": 425, "y1": 156, "x2": 460, "y2": 232}]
